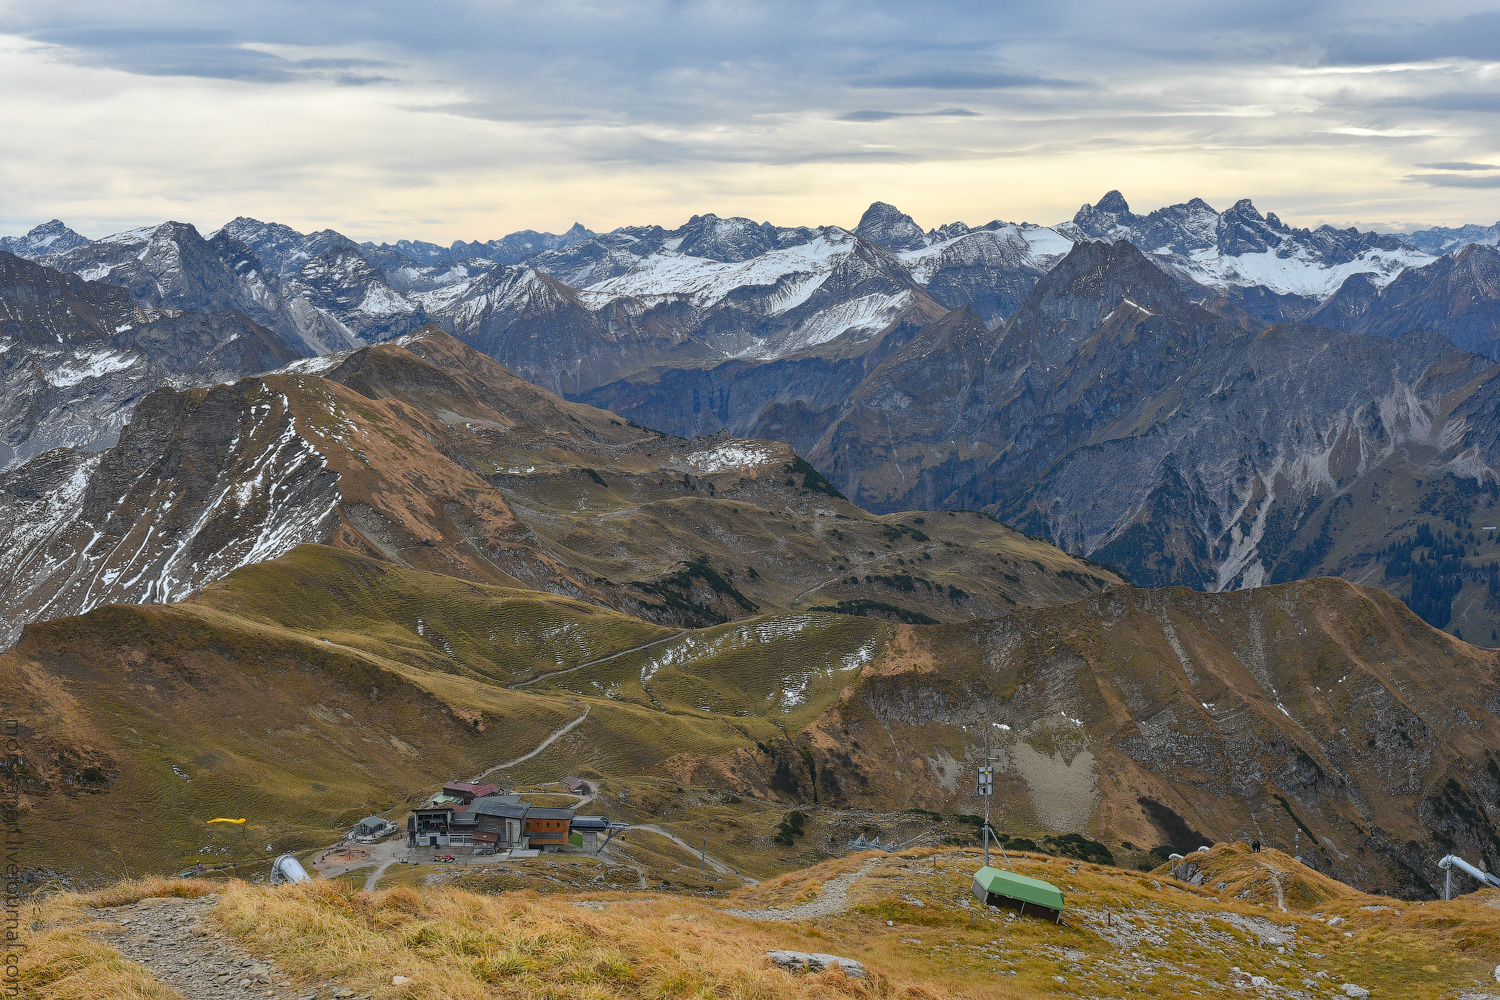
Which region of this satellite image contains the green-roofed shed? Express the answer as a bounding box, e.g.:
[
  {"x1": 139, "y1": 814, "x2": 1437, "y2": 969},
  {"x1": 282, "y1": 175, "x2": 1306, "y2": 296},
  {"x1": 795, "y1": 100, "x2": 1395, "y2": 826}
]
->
[{"x1": 971, "y1": 866, "x2": 1065, "y2": 921}]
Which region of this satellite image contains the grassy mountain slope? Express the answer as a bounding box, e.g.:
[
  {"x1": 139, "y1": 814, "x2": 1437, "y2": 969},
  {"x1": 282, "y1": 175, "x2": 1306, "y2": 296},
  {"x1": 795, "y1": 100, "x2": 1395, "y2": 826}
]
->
[{"x1": 9, "y1": 543, "x2": 1498, "y2": 899}]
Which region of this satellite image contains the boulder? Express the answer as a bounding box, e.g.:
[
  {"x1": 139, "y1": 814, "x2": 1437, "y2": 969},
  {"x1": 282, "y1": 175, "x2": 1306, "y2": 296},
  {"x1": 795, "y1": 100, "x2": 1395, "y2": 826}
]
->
[{"x1": 767, "y1": 950, "x2": 867, "y2": 978}]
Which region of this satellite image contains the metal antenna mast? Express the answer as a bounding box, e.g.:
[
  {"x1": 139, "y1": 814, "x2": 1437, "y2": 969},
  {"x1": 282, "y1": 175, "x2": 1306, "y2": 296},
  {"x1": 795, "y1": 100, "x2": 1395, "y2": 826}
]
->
[{"x1": 977, "y1": 726, "x2": 1015, "y2": 872}]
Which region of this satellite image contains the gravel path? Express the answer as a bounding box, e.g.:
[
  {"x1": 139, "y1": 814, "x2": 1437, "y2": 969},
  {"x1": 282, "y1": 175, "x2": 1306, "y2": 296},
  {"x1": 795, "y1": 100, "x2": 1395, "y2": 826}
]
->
[
  {"x1": 723, "y1": 858, "x2": 881, "y2": 921},
  {"x1": 470, "y1": 707, "x2": 590, "y2": 781},
  {"x1": 1260, "y1": 863, "x2": 1288, "y2": 912},
  {"x1": 363, "y1": 860, "x2": 396, "y2": 892},
  {"x1": 91, "y1": 894, "x2": 357, "y2": 999}
]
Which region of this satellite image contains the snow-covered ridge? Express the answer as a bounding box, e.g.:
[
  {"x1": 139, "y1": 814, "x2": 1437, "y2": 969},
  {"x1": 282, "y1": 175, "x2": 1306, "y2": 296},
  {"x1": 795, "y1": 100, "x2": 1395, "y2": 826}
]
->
[
  {"x1": 1177, "y1": 245, "x2": 1428, "y2": 298},
  {"x1": 897, "y1": 223, "x2": 1073, "y2": 284},
  {"x1": 277, "y1": 352, "x2": 351, "y2": 376},
  {"x1": 0, "y1": 195, "x2": 1474, "y2": 403},
  {"x1": 586, "y1": 230, "x2": 854, "y2": 312}
]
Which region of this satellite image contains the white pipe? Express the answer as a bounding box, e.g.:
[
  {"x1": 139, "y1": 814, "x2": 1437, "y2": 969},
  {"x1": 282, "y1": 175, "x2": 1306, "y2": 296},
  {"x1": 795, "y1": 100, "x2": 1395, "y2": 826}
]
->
[
  {"x1": 1168, "y1": 853, "x2": 1184, "y2": 861},
  {"x1": 272, "y1": 854, "x2": 310, "y2": 884},
  {"x1": 1438, "y1": 855, "x2": 1500, "y2": 899}
]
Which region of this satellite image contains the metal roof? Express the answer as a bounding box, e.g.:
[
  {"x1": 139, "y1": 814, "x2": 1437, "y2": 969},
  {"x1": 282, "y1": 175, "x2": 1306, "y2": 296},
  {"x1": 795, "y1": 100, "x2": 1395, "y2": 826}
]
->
[
  {"x1": 470, "y1": 793, "x2": 522, "y2": 808},
  {"x1": 443, "y1": 781, "x2": 501, "y2": 797},
  {"x1": 570, "y1": 815, "x2": 609, "y2": 829},
  {"x1": 971, "y1": 866, "x2": 1065, "y2": 912},
  {"x1": 525, "y1": 807, "x2": 575, "y2": 821}
]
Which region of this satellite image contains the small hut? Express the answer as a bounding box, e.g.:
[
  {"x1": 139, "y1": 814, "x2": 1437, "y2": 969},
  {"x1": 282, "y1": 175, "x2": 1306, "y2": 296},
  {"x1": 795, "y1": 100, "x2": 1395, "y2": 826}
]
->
[{"x1": 971, "y1": 866, "x2": 1065, "y2": 922}]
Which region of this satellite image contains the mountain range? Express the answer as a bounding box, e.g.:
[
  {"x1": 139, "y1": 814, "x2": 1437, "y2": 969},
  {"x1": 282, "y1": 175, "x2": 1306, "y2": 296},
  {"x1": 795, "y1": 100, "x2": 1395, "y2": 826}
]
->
[
  {"x1": 4, "y1": 200, "x2": 1500, "y2": 586},
  {"x1": 10, "y1": 195, "x2": 1500, "y2": 897},
  {"x1": 8, "y1": 193, "x2": 1500, "y2": 640},
  {"x1": 585, "y1": 238, "x2": 1500, "y2": 643}
]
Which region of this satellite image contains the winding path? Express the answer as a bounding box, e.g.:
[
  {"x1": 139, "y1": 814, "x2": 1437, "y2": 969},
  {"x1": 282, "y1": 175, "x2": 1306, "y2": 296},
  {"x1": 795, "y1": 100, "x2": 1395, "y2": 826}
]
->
[
  {"x1": 509, "y1": 631, "x2": 687, "y2": 689},
  {"x1": 1260, "y1": 863, "x2": 1288, "y2": 913},
  {"x1": 470, "y1": 707, "x2": 591, "y2": 782},
  {"x1": 364, "y1": 859, "x2": 397, "y2": 892}
]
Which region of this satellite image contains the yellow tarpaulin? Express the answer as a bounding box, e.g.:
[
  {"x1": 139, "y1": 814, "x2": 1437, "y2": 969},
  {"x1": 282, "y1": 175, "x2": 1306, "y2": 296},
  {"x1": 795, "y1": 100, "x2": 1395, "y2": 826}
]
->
[{"x1": 208, "y1": 818, "x2": 247, "y2": 824}]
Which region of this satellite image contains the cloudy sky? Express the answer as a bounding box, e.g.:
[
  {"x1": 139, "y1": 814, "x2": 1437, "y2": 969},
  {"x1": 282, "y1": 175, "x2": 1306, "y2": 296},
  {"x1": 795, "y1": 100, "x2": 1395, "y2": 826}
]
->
[{"x1": 3, "y1": 1, "x2": 1500, "y2": 242}]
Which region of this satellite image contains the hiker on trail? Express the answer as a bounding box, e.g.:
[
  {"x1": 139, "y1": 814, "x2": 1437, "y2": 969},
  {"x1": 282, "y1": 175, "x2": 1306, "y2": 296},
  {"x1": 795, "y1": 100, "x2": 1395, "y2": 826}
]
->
[{"x1": 1251, "y1": 840, "x2": 1261, "y2": 853}]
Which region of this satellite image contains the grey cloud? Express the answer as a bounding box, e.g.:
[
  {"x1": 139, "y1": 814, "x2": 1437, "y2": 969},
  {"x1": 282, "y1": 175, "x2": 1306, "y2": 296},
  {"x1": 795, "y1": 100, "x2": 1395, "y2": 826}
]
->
[
  {"x1": 7, "y1": 0, "x2": 1500, "y2": 222},
  {"x1": 837, "y1": 109, "x2": 981, "y2": 122},
  {"x1": 26, "y1": 26, "x2": 295, "y2": 81},
  {"x1": 22, "y1": 23, "x2": 398, "y2": 83},
  {"x1": 853, "y1": 69, "x2": 1082, "y2": 91},
  {"x1": 1417, "y1": 161, "x2": 1500, "y2": 171},
  {"x1": 1407, "y1": 173, "x2": 1500, "y2": 188},
  {"x1": 5, "y1": 2, "x2": 1494, "y2": 130},
  {"x1": 1320, "y1": 8, "x2": 1500, "y2": 66}
]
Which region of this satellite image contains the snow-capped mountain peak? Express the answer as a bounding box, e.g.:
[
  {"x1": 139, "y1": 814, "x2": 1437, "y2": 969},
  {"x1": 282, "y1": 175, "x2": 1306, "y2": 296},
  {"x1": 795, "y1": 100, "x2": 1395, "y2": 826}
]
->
[
  {"x1": 0, "y1": 219, "x2": 92, "y2": 259},
  {"x1": 1059, "y1": 191, "x2": 1433, "y2": 303},
  {"x1": 854, "y1": 201, "x2": 929, "y2": 251}
]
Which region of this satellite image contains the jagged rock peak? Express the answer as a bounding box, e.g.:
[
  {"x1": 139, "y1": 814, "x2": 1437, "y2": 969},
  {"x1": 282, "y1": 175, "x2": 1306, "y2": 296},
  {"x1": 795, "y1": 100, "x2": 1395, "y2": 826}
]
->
[
  {"x1": 854, "y1": 202, "x2": 928, "y2": 251},
  {"x1": 0, "y1": 219, "x2": 92, "y2": 258},
  {"x1": 1094, "y1": 190, "x2": 1131, "y2": 215}
]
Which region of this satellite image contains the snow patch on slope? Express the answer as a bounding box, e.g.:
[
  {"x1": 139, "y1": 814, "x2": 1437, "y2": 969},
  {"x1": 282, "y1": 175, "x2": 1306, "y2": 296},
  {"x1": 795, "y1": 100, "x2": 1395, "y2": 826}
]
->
[
  {"x1": 46, "y1": 350, "x2": 139, "y2": 387},
  {"x1": 682, "y1": 442, "x2": 779, "y2": 473},
  {"x1": 588, "y1": 233, "x2": 853, "y2": 312},
  {"x1": 1180, "y1": 246, "x2": 1430, "y2": 298}
]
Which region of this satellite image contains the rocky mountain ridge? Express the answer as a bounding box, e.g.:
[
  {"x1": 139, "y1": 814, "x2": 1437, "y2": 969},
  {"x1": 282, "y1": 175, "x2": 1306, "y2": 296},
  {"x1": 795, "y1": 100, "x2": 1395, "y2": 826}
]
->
[
  {"x1": 4, "y1": 191, "x2": 1457, "y2": 385},
  {"x1": 1310, "y1": 242, "x2": 1500, "y2": 360},
  {"x1": 1403, "y1": 219, "x2": 1500, "y2": 254},
  {"x1": 0, "y1": 249, "x2": 294, "y2": 472},
  {"x1": 0, "y1": 325, "x2": 1117, "y2": 650}
]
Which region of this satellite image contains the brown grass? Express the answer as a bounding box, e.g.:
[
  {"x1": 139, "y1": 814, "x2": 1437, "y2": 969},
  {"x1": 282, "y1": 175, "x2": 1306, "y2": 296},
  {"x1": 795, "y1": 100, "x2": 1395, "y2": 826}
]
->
[
  {"x1": 84, "y1": 877, "x2": 222, "y2": 908},
  {"x1": 1150, "y1": 843, "x2": 1367, "y2": 910},
  {"x1": 22, "y1": 848, "x2": 1500, "y2": 1000},
  {"x1": 18, "y1": 927, "x2": 178, "y2": 1000},
  {"x1": 211, "y1": 879, "x2": 953, "y2": 1000}
]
